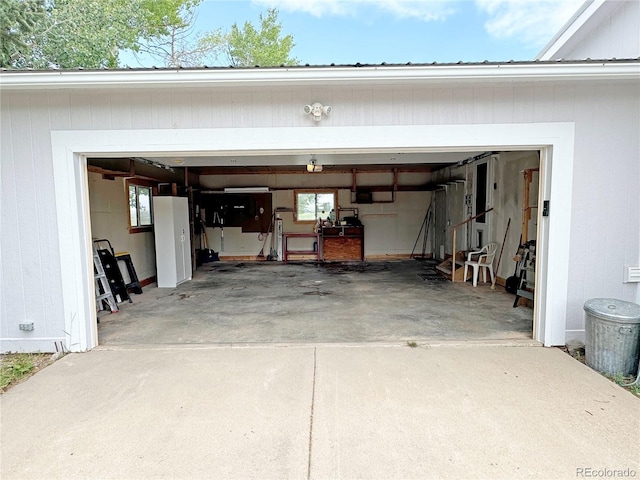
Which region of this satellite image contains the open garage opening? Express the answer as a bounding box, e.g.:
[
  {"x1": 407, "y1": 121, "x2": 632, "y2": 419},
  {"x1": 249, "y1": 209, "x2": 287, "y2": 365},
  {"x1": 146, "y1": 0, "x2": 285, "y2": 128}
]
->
[
  {"x1": 88, "y1": 149, "x2": 541, "y2": 347},
  {"x1": 53, "y1": 123, "x2": 572, "y2": 350}
]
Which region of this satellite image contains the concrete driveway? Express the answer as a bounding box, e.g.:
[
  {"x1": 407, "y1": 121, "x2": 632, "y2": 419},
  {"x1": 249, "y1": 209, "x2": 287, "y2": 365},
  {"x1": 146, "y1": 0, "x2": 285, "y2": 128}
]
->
[{"x1": 1, "y1": 344, "x2": 638, "y2": 479}]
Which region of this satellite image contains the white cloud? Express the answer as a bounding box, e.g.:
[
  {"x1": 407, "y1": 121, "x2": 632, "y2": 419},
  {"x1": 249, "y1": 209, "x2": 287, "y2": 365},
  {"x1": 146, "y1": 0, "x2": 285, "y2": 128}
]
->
[
  {"x1": 475, "y1": 0, "x2": 584, "y2": 46},
  {"x1": 250, "y1": 0, "x2": 584, "y2": 47},
  {"x1": 251, "y1": 0, "x2": 459, "y2": 21}
]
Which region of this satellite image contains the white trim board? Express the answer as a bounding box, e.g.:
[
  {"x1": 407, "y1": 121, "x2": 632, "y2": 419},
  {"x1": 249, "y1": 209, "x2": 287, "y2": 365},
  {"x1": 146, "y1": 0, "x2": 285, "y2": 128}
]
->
[
  {"x1": 3, "y1": 62, "x2": 639, "y2": 90},
  {"x1": 51, "y1": 123, "x2": 575, "y2": 350}
]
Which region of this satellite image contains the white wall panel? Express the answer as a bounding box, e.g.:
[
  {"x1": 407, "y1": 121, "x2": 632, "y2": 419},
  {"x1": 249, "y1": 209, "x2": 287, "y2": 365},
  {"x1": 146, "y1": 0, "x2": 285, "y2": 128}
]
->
[
  {"x1": 8, "y1": 95, "x2": 39, "y2": 338},
  {"x1": 553, "y1": 1, "x2": 640, "y2": 60},
  {"x1": 1, "y1": 73, "x2": 638, "y2": 350},
  {"x1": 453, "y1": 88, "x2": 474, "y2": 125},
  {"x1": 151, "y1": 92, "x2": 173, "y2": 129},
  {"x1": 30, "y1": 94, "x2": 62, "y2": 339},
  {"x1": 532, "y1": 86, "x2": 556, "y2": 123},
  {"x1": 190, "y1": 91, "x2": 214, "y2": 128},
  {"x1": 89, "y1": 94, "x2": 112, "y2": 129},
  {"x1": 131, "y1": 92, "x2": 153, "y2": 129},
  {"x1": 110, "y1": 92, "x2": 133, "y2": 129},
  {"x1": 1, "y1": 96, "x2": 17, "y2": 340},
  {"x1": 431, "y1": 88, "x2": 453, "y2": 125},
  {"x1": 171, "y1": 92, "x2": 193, "y2": 129},
  {"x1": 510, "y1": 86, "x2": 535, "y2": 123},
  {"x1": 473, "y1": 87, "x2": 494, "y2": 124},
  {"x1": 391, "y1": 89, "x2": 414, "y2": 125},
  {"x1": 490, "y1": 86, "x2": 514, "y2": 124},
  {"x1": 69, "y1": 94, "x2": 92, "y2": 129}
]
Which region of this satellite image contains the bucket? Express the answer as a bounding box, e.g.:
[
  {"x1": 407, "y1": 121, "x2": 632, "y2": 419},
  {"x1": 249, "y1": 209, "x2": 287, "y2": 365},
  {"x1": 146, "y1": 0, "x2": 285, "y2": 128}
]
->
[{"x1": 584, "y1": 298, "x2": 640, "y2": 376}]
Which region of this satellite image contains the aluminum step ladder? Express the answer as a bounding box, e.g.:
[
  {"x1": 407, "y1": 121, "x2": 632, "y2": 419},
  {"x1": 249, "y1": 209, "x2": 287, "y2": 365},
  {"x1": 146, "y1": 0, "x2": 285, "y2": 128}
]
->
[{"x1": 93, "y1": 243, "x2": 118, "y2": 314}]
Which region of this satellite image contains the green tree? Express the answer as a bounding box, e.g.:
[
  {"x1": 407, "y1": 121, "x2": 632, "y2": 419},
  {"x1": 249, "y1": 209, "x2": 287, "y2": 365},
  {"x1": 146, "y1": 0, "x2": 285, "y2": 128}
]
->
[
  {"x1": 0, "y1": 0, "x2": 44, "y2": 68},
  {"x1": 226, "y1": 8, "x2": 297, "y2": 67},
  {"x1": 2, "y1": 0, "x2": 201, "y2": 69},
  {"x1": 135, "y1": 0, "x2": 225, "y2": 67},
  {"x1": 33, "y1": 0, "x2": 144, "y2": 69}
]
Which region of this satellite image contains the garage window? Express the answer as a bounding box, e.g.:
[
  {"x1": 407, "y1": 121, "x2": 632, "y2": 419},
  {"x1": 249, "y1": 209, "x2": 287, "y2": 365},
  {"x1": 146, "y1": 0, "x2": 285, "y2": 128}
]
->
[
  {"x1": 127, "y1": 180, "x2": 153, "y2": 232},
  {"x1": 295, "y1": 190, "x2": 337, "y2": 223}
]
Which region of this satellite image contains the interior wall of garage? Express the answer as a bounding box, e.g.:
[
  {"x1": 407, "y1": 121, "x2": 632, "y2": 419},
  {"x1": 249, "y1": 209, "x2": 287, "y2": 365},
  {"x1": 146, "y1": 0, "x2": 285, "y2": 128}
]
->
[
  {"x1": 88, "y1": 172, "x2": 157, "y2": 282},
  {"x1": 1, "y1": 77, "x2": 638, "y2": 351},
  {"x1": 199, "y1": 172, "x2": 431, "y2": 258},
  {"x1": 430, "y1": 152, "x2": 540, "y2": 281}
]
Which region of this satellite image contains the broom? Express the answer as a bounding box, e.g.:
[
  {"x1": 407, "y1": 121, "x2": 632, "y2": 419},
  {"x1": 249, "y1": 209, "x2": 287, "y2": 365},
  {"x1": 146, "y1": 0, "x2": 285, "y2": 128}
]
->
[{"x1": 491, "y1": 218, "x2": 510, "y2": 290}]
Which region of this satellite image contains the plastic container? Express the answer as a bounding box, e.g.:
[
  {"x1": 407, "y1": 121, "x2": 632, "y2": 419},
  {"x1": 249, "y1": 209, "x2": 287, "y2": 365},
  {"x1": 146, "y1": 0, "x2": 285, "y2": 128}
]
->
[{"x1": 584, "y1": 298, "x2": 640, "y2": 376}]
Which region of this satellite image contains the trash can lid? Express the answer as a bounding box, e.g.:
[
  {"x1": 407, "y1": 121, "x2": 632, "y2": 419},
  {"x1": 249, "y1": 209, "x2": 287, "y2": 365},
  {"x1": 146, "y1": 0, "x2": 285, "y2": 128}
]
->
[{"x1": 584, "y1": 298, "x2": 640, "y2": 323}]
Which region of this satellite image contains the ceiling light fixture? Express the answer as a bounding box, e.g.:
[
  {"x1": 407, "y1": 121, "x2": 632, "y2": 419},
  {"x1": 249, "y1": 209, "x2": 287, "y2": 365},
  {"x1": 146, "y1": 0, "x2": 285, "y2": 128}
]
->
[{"x1": 307, "y1": 157, "x2": 323, "y2": 173}]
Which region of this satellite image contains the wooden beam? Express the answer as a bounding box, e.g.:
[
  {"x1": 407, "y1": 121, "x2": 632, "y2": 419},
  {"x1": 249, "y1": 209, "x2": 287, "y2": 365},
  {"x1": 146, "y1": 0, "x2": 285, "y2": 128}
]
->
[
  {"x1": 87, "y1": 165, "x2": 158, "y2": 182},
  {"x1": 267, "y1": 184, "x2": 433, "y2": 192},
  {"x1": 196, "y1": 165, "x2": 435, "y2": 176}
]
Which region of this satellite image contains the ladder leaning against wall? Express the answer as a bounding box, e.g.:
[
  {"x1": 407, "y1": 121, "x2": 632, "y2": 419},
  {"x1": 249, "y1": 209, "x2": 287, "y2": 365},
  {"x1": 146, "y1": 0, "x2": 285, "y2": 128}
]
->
[{"x1": 93, "y1": 243, "x2": 118, "y2": 314}]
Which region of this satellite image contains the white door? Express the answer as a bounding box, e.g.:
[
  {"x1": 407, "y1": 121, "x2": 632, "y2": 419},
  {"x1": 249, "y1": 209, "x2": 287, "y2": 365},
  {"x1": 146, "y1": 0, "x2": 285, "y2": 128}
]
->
[
  {"x1": 434, "y1": 189, "x2": 447, "y2": 260},
  {"x1": 154, "y1": 197, "x2": 191, "y2": 287},
  {"x1": 472, "y1": 159, "x2": 492, "y2": 248},
  {"x1": 175, "y1": 198, "x2": 192, "y2": 284}
]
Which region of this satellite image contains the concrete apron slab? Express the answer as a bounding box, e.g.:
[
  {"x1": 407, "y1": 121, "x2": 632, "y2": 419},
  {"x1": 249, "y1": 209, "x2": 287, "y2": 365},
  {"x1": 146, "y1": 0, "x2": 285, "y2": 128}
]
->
[
  {"x1": 1, "y1": 347, "x2": 314, "y2": 480},
  {"x1": 310, "y1": 345, "x2": 640, "y2": 479},
  {"x1": 2, "y1": 345, "x2": 638, "y2": 480}
]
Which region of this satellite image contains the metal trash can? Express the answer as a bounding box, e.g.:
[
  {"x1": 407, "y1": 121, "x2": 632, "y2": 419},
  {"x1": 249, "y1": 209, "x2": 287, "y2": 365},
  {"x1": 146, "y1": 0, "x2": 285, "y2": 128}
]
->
[{"x1": 584, "y1": 298, "x2": 640, "y2": 376}]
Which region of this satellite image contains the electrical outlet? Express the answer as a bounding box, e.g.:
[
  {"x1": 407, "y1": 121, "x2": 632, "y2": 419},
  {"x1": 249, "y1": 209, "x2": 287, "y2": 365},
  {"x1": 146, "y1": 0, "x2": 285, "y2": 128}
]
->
[{"x1": 19, "y1": 323, "x2": 34, "y2": 331}]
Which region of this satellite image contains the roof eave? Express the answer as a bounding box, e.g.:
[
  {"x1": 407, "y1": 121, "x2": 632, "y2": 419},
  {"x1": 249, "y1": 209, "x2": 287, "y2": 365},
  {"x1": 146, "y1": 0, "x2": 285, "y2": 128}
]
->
[{"x1": 1, "y1": 62, "x2": 639, "y2": 91}]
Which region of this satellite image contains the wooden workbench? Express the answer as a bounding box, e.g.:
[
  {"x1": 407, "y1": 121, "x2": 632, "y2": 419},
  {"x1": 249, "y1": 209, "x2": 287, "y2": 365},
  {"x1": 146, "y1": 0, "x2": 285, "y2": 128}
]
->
[{"x1": 321, "y1": 226, "x2": 364, "y2": 261}]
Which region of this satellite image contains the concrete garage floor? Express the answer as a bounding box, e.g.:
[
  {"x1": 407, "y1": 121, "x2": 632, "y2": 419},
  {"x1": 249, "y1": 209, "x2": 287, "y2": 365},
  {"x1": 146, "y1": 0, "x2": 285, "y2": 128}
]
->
[{"x1": 98, "y1": 260, "x2": 534, "y2": 346}]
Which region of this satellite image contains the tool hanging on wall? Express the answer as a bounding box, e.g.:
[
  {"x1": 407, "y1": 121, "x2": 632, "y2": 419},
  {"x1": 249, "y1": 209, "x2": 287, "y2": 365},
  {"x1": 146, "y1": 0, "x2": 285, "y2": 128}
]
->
[
  {"x1": 212, "y1": 210, "x2": 224, "y2": 252},
  {"x1": 505, "y1": 235, "x2": 523, "y2": 294},
  {"x1": 197, "y1": 215, "x2": 219, "y2": 264},
  {"x1": 491, "y1": 218, "x2": 511, "y2": 290},
  {"x1": 257, "y1": 212, "x2": 277, "y2": 261},
  {"x1": 410, "y1": 198, "x2": 434, "y2": 259}
]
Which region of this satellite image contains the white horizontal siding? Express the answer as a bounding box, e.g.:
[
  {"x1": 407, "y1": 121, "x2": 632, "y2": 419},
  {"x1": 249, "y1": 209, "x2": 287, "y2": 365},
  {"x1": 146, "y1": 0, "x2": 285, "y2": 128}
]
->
[{"x1": 1, "y1": 79, "x2": 638, "y2": 350}]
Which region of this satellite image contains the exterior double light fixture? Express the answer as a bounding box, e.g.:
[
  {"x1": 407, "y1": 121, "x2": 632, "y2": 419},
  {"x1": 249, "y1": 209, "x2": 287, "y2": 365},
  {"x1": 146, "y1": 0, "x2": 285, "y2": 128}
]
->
[{"x1": 303, "y1": 102, "x2": 332, "y2": 122}]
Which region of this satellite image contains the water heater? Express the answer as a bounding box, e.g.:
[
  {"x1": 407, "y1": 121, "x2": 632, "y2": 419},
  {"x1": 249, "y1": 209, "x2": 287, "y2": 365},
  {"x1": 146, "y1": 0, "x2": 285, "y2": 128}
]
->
[{"x1": 275, "y1": 217, "x2": 284, "y2": 261}]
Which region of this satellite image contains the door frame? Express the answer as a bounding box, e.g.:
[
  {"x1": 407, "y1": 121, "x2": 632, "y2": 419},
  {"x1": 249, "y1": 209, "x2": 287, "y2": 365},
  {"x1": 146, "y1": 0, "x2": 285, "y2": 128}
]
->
[
  {"x1": 52, "y1": 123, "x2": 574, "y2": 350},
  {"x1": 471, "y1": 157, "x2": 493, "y2": 250}
]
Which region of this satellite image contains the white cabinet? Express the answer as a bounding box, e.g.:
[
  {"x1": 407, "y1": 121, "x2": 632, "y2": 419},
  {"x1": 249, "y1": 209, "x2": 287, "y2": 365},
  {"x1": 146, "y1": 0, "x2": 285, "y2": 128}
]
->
[{"x1": 153, "y1": 197, "x2": 192, "y2": 288}]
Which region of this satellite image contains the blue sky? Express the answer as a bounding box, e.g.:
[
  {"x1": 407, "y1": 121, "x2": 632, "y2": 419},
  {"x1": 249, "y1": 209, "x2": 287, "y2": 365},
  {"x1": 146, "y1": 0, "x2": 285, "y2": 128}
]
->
[{"x1": 123, "y1": 0, "x2": 585, "y2": 67}]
